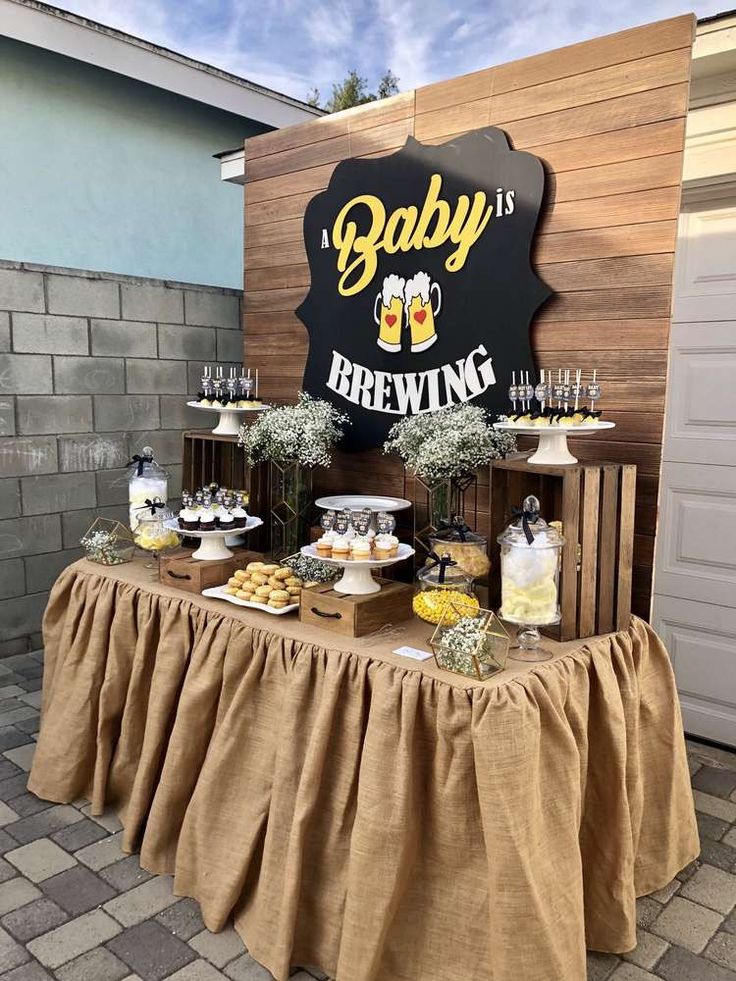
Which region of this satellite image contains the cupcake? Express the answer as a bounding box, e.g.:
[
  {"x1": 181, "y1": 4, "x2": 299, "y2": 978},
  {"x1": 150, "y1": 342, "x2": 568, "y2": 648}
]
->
[
  {"x1": 373, "y1": 534, "x2": 393, "y2": 560},
  {"x1": 199, "y1": 506, "x2": 216, "y2": 531},
  {"x1": 316, "y1": 535, "x2": 333, "y2": 557},
  {"x1": 231, "y1": 503, "x2": 248, "y2": 529},
  {"x1": 351, "y1": 537, "x2": 372, "y2": 561},
  {"x1": 331, "y1": 535, "x2": 349, "y2": 560},
  {"x1": 178, "y1": 506, "x2": 199, "y2": 531},
  {"x1": 386, "y1": 534, "x2": 400, "y2": 556},
  {"x1": 219, "y1": 511, "x2": 235, "y2": 533}
]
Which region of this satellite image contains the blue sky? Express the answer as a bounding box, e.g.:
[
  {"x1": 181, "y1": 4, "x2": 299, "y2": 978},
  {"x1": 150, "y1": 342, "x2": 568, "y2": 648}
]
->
[{"x1": 61, "y1": 0, "x2": 725, "y2": 105}]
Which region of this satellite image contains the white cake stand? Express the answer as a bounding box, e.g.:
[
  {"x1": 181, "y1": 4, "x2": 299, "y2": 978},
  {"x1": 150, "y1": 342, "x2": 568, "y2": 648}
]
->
[
  {"x1": 300, "y1": 543, "x2": 414, "y2": 595},
  {"x1": 186, "y1": 401, "x2": 270, "y2": 436},
  {"x1": 165, "y1": 516, "x2": 262, "y2": 561},
  {"x1": 494, "y1": 421, "x2": 615, "y2": 465},
  {"x1": 314, "y1": 495, "x2": 411, "y2": 531}
]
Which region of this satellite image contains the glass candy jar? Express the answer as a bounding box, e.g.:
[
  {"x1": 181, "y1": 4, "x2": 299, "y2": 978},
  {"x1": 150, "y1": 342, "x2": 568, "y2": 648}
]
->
[
  {"x1": 498, "y1": 495, "x2": 565, "y2": 662},
  {"x1": 412, "y1": 553, "x2": 479, "y2": 625},
  {"x1": 428, "y1": 517, "x2": 490, "y2": 581},
  {"x1": 128, "y1": 446, "x2": 168, "y2": 531},
  {"x1": 133, "y1": 504, "x2": 180, "y2": 565}
]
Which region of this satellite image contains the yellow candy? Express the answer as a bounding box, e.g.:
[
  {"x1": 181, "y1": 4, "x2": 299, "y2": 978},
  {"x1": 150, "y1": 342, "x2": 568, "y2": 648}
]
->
[{"x1": 412, "y1": 589, "x2": 480, "y2": 625}]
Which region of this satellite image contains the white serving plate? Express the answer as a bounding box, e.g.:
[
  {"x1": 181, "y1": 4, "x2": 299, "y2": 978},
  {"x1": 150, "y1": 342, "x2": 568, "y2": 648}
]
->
[
  {"x1": 201, "y1": 584, "x2": 298, "y2": 615},
  {"x1": 315, "y1": 494, "x2": 411, "y2": 514},
  {"x1": 186, "y1": 401, "x2": 271, "y2": 413},
  {"x1": 300, "y1": 543, "x2": 414, "y2": 595},
  {"x1": 494, "y1": 421, "x2": 615, "y2": 434}
]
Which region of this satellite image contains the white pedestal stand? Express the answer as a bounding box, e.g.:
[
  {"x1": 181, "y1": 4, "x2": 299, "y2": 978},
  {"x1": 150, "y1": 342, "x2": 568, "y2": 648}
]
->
[
  {"x1": 165, "y1": 517, "x2": 262, "y2": 561},
  {"x1": 300, "y1": 544, "x2": 414, "y2": 595},
  {"x1": 493, "y1": 421, "x2": 616, "y2": 466},
  {"x1": 186, "y1": 402, "x2": 270, "y2": 437}
]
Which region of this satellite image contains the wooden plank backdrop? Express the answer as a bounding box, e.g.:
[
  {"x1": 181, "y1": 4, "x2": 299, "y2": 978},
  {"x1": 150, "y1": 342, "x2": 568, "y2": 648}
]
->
[{"x1": 242, "y1": 14, "x2": 695, "y2": 618}]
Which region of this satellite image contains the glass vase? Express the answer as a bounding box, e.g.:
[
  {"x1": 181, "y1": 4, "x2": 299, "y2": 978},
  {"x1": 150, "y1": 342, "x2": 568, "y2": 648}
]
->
[
  {"x1": 269, "y1": 460, "x2": 313, "y2": 560},
  {"x1": 412, "y1": 472, "x2": 478, "y2": 554}
]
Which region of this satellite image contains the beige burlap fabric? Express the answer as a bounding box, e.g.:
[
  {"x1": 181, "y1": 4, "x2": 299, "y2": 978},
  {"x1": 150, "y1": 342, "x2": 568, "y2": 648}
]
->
[{"x1": 28, "y1": 560, "x2": 698, "y2": 981}]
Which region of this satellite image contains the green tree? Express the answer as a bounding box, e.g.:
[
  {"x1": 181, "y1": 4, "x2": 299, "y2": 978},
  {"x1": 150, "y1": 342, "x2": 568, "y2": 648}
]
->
[{"x1": 308, "y1": 69, "x2": 399, "y2": 112}]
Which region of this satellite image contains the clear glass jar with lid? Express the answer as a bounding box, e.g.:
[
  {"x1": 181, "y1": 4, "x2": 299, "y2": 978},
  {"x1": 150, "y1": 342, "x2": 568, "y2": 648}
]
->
[
  {"x1": 413, "y1": 552, "x2": 480, "y2": 625},
  {"x1": 498, "y1": 495, "x2": 565, "y2": 662},
  {"x1": 128, "y1": 446, "x2": 168, "y2": 531},
  {"x1": 428, "y1": 516, "x2": 490, "y2": 580}
]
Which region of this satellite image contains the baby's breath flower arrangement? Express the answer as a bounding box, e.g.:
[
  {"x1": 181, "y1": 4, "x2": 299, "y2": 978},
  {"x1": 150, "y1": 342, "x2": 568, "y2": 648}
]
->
[
  {"x1": 383, "y1": 403, "x2": 516, "y2": 483},
  {"x1": 238, "y1": 392, "x2": 349, "y2": 468}
]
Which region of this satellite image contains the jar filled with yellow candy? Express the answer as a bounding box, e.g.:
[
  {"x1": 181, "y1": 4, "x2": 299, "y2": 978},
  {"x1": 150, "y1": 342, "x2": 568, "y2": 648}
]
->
[
  {"x1": 133, "y1": 502, "x2": 180, "y2": 566},
  {"x1": 413, "y1": 552, "x2": 479, "y2": 625},
  {"x1": 428, "y1": 517, "x2": 490, "y2": 581}
]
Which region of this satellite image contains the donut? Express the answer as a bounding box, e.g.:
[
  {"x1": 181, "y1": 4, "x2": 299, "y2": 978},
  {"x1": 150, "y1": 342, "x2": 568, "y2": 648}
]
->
[
  {"x1": 268, "y1": 589, "x2": 290, "y2": 602},
  {"x1": 261, "y1": 563, "x2": 280, "y2": 574},
  {"x1": 246, "y1": 562, "x2": 264, "y2": 572},
  {"x1": 273, "y1": 567, "x2": 291, "y2": 581},
  {"x1": 255, "y1": 584, "x2": 272, "y2": 597},
  {"x1": 233, "y1": 570, "x2": 248, "y2": 582},
  {"x1": 250, "y1": 572, "x2": 269, "y2": 585}
]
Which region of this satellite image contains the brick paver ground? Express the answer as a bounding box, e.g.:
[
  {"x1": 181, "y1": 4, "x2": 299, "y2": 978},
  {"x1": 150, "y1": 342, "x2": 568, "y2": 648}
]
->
[{"x1": 1, "y1": 650, "x2": 735, "y2": 980}]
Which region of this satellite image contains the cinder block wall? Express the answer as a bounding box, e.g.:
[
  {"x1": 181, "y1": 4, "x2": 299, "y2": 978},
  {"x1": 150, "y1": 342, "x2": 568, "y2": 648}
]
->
[{"x1": 0, "y1": 261, "x2": 242, "y2": 655}]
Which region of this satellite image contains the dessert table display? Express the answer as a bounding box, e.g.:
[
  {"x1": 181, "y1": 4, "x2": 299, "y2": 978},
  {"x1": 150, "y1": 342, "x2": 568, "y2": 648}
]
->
[{"x1": 29, "y1": 557, "x2": 699, "y2": 981}]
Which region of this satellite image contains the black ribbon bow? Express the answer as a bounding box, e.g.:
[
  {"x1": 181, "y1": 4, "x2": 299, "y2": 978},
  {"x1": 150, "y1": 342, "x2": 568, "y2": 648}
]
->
[
  {"x1": 511, "y1": 503, "x2": 540, "y2": 545},
  {"x1": 438, "y1": 514, "x2": 471, "y2": 542},
  {"x1": 128, "y1": 452, "x2": 153, "y2": 476},
  {"x1": 137, "y1": 497, "x2": 166, "y2": 516},
  {"x1": 425, "y1": 550, "x2": 458, "y2": 584}
]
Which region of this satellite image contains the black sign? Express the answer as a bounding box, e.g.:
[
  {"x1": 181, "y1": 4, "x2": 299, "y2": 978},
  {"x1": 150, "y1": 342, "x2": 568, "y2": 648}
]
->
[{"x1": 296, "y1": 126, "x2": 550, "y2": 451}]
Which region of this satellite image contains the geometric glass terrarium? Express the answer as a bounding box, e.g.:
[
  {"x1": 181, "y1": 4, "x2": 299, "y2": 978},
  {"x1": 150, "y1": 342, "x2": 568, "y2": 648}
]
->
[
  {"x1": 430, "y1": 601, "x2": 510, "y2": 680},
  {"x1": 80, "y1": 518, "x2": 136, "y2": 565}
]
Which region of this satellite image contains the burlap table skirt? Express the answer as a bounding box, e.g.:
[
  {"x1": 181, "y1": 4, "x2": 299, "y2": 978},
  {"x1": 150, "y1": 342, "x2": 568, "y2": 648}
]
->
[{"x1": 28, "y1": 560, "x2": 698, "y2": 981}]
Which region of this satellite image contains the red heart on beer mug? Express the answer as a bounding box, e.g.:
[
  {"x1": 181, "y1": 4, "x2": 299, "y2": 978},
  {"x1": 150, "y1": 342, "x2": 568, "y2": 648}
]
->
[
  {"x1": 385, "y1": 314, "x2": 397, "y2": 326},
  {"x1": 414, "y1": 309, "x2": 427, "y2": 324}
]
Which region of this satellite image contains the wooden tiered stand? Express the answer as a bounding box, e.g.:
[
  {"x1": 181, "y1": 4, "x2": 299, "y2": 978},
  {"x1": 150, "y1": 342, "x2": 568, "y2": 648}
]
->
[{"x1": 489, "y1": 455, "x2": 636, "y2": 641}]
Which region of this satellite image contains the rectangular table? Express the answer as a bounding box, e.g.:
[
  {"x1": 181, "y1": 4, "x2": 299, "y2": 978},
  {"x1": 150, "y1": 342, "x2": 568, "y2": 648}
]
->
[{"x1": 29, "y1": 558, "x2": 699, "y2": 981}]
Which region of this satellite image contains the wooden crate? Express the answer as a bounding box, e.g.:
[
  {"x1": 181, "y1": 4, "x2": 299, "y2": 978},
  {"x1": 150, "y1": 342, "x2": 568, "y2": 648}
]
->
[
  {"x1": 159, "y1": 548, "x2": 265, "y2": 594},
  {"x1": 300, "y1": 579, "x2": 414, "y2": 637},
  {"x1": 182, "y1": 431, "x2": 269, "y2": 550},
  {"x1": 489, "y1": 455, "x2": 636, "y2": 640}
]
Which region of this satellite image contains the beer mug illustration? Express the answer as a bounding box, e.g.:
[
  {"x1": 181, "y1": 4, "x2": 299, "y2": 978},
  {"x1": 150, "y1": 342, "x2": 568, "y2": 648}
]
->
[
  {"x1": 405, "y1": 272, "x2": 441, "y2": 352},
  {"x1": 374, "y1": 274, "x2": 405, "y2": 352}
]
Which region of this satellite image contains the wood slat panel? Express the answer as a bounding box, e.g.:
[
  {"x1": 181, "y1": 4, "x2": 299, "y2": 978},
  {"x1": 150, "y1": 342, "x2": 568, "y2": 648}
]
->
[
  {"x1": 551, "y1": 152, "x2": 683, "y2": 203},
  {"x1": 245, "y1": 92, "x2": 414, "y2": 161},
  {"x1": 418, "y1": 83, "x2": 689, "y2": 147},
  {"x1": 537, "y1": 287, "x2": 672, "y2": 321},
  {"x1": 491, "y1": 48, "x2": 691, "y2": 125},
  {"x1": 245, "y1": 186, "x2": 681, "y2": 249},
  {"x1": 535, "y1": 221, "x2": 678, "y2": 263},
  {"x1": 244, "y1": 220, "x2": 679, "y2": 269},
  {"x1": 501, "y1": 83, "x2": 689, "y2": 152},
  {"x1": 242, "y1": 17, "x2": 693, "y2": 620},
  {"x1": 245, "y1": 148, "x2": 681, "y2": 227},
  {"x1": 414, "y1": 15, "x2": 692, "y2": 114},
  {"x1": 246, "y1": 254, "x2": 673, "y2": 294}
]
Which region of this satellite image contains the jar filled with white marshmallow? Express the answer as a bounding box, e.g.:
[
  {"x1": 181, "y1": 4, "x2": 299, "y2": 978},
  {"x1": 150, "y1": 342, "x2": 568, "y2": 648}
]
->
[{"x1": 497, "y1": 496, "x2": 564, "y2": 661}]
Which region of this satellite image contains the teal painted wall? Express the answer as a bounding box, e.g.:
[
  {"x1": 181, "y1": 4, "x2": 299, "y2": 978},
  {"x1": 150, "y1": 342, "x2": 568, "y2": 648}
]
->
[{"x1": 0, "y1": 37, "x2": 268, "y2": 289}]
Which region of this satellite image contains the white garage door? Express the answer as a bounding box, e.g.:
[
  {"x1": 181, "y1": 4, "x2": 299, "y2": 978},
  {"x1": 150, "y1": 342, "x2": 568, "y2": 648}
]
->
[{"x1": 653, "y1": 192, "x2": 736, "y2": 745}]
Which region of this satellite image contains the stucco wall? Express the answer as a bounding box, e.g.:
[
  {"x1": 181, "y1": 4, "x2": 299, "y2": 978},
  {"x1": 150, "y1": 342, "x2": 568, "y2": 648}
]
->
[{"x1": 0, "y1": 36, "x2": 267, "y2": 289}]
